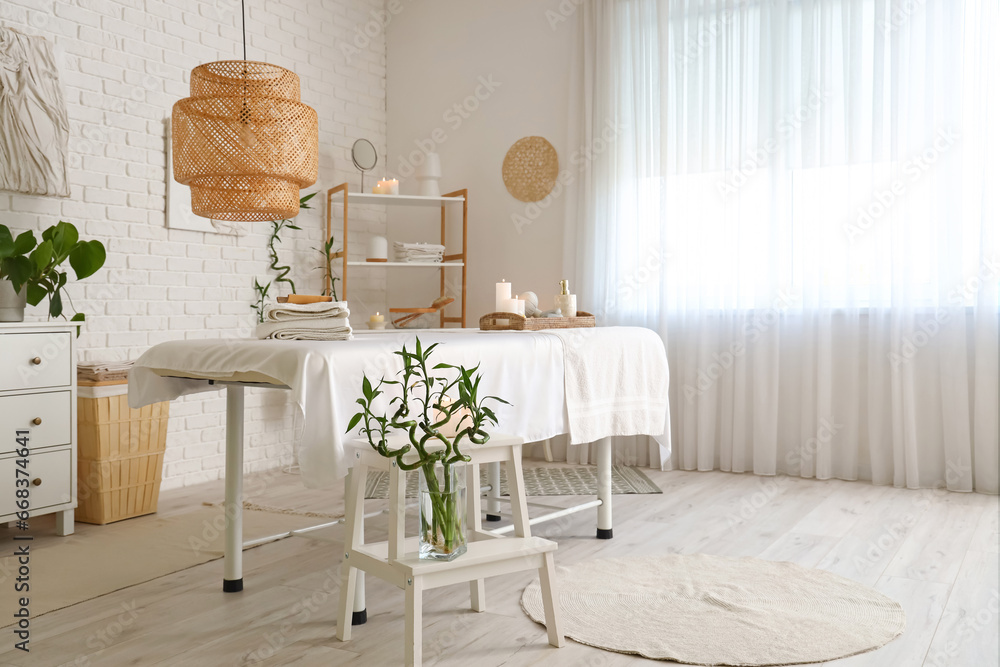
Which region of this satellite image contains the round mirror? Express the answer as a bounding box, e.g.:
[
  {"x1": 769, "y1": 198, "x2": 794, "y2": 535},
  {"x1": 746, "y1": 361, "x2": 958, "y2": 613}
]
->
[{"x1": 352, "y1": 139, "x2": 378, "y2": 172}]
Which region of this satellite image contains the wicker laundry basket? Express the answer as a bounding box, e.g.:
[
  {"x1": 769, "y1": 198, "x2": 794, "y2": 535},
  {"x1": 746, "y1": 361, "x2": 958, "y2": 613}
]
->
[{"x1": 76, "y1": 383, "x2": 169, "y2": 524}]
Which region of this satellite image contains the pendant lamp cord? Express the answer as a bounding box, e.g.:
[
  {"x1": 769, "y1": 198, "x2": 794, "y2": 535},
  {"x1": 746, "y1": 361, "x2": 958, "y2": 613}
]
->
[{"x1": 241, "y1": 0, "x2": 247, "y2": 60}]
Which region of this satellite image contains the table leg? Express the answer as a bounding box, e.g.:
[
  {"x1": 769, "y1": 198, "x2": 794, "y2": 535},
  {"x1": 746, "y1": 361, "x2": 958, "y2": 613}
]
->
[
  {"x1": 596, "y1": 437, "x2": 613, "y2": 539},
  {"x1": 224, "y1": 385, "x2": 244, "y2": 592},
  {"x1": 486, "y1": 461, "x2": 501, "y2": 522}
]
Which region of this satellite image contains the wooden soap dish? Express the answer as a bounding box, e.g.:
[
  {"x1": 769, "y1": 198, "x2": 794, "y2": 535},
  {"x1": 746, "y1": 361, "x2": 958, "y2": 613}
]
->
[{"x1": 276, "y1": 295, "x2": 333, "y2": 304}]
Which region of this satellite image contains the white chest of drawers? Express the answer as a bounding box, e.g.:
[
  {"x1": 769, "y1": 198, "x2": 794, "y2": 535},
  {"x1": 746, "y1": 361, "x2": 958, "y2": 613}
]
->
[{"x1": 1, "y1": 321, "x2": 80, "y2": 536}]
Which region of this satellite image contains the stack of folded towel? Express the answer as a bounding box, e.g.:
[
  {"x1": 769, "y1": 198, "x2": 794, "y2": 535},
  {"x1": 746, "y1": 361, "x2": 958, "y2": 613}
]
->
[
  {"x1": 394, "y1": 241, "x2": 445, "y2": 263},
  {"x1": 255, "y1": 301, "x2": 353, "y2": 341},
  {"x1": 77, "y1": 360, "x2": 134, "y2": 383}
]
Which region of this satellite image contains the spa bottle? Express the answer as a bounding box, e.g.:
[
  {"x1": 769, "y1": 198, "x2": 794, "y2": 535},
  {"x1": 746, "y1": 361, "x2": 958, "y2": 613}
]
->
[{"x1": 555, "y1": 280, "x2": 577, "y2": 318}]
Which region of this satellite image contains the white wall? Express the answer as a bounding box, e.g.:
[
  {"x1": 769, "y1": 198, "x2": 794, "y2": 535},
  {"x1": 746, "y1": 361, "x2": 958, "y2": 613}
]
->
[
  {"x1": 385, "y1": 0, "x2": 577, "y2": 321},
  {"x1": 1, "y1": 0, "x2": 387, "y2": 489}
]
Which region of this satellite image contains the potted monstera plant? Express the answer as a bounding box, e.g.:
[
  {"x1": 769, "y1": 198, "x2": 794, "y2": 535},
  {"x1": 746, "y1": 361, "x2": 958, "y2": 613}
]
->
[
  {"x1": 0, "y1": 221, "x2": 107, "y2": 323},
  {"x1": 349, "y1": 338, "x2": 509, "y2": 561}
]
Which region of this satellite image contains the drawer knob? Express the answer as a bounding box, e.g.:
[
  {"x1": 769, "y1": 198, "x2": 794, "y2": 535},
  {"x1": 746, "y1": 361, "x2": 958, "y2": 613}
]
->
[
  {"x1": 30, "y1": 357, "x2": 42, "y2": 366},
  {"x1": 31, "y1": 478, "x2": 41, "y2": 487},
  {"x1": 32, "y1": 417, "x2": 42, "y2": 426}
]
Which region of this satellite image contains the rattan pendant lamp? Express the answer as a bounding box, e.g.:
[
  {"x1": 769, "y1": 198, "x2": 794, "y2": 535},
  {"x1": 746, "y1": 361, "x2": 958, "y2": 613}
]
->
[{"x1": 171, "y1": 0, "x2": 318, "y2": 222}]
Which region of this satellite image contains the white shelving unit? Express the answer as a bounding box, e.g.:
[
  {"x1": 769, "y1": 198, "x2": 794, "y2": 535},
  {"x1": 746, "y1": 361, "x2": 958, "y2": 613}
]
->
[{"x1": 326, "y1": 183, "x2": 469, "y2": 327}]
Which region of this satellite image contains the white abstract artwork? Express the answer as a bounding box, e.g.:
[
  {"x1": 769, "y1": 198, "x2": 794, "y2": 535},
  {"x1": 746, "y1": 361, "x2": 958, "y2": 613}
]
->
[
  {"x1": 165, "y1": 117, "x2": 242, "y2": 236},
  {"x1": 0, "y1": 27, "x2": 70, "y2": 197}
]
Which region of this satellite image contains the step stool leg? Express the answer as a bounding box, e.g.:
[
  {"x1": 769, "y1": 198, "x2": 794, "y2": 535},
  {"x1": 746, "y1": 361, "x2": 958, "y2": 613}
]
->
[
  {"x1": 337, "y1": 464, "x2": 367, "y2": 640},
  {"x1": 337, "y1": 564, "x2": 359, "y2": 641},
  {"x1": 538, "y1": 551, "x2": 565, "y2": 648},
  {"x1": 352, "y1": 574, "x2": 366, "y2": 625},
  {"x1": 506, "y1": 444, "x2": 531, "y2": 538},
  {"x1": 405, "y1": 576, "x2": 423, "y2": 667},
  {"x1": 486, "y1": 461, "x2": 502, "y2": 521},
  {"x1": 467, "y1": 461, "x2": 485, "y2": 612}
]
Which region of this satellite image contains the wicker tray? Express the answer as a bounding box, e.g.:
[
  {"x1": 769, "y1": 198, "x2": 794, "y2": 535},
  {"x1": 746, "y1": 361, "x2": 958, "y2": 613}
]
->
[{"x1": 480, "y1": 311, "x2": 595, "y2": 331}]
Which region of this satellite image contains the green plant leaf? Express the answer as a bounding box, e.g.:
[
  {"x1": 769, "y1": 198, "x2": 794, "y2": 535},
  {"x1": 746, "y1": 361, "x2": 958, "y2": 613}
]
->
[
  {"x1": 45, "y1": 221, "x2": 79, "y2": 257},
  {"x1": 29, "y1": 240, "x2": 53, "y2": 273},
  {"x1": 4, "y1": 256, "x2": 33, "y2": 291},
  {"x1": 347, "y1": 413, "x2": 363, "y2": 432},
  {"x1": 49, "y1": 288, "x2": 63, "y2": 318},
  {"x1": 69, "y1": 240, "x2": 106, "y2": 280},
  {"x1": 25, "y1": 282, "x2": 46, "y2": 306},
  {"x1": 362, "y1": 376, "x2": 372, "y2": 399},
  {"x1": 0, "y1": 226, "x2": 12, "y2": 259},
  {"x1": 13, "y1": 231, "x2": 36, "y2": 256},
  {"x1": 71, "y1": 313, "x2": 85, "y2": 322}
]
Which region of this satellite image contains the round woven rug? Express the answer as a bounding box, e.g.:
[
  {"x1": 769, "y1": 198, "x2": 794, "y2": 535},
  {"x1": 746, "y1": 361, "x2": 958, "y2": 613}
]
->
[{"x1": 521, "y1": 554, "x2": 905, "y2": 666}]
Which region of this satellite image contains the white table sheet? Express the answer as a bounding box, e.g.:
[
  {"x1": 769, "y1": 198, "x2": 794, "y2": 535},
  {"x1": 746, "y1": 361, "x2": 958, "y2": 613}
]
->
[{"x1": 129, "y1": 328, "x2": 669, "y2": 488}]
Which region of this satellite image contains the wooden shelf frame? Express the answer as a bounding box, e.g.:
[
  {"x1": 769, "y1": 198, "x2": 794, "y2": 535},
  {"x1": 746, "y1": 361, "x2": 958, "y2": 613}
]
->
[{"x1": 325, "y1": 184, "x2": 468, "y2": 327}]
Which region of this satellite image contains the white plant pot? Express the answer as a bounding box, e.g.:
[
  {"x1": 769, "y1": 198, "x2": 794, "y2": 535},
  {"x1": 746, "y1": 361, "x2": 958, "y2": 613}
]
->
[{"x1": 0, "y1": 280, "x2": 27, "y2": 322}]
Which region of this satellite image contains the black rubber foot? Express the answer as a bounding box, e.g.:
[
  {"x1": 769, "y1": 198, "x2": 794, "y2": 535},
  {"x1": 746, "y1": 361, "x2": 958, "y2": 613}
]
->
[
  {"x1": 223, "y1": 578, "x2": 244, "y2": 592},
  {"x1": 352, "y1": 609, "x2": 367, "y2": 625},
  {"x1": 596, "y1": 528, "x2": 613, "y2": 540},
  {"x1": 486, "y1": 514, "x2": 502, "y2": 522}
]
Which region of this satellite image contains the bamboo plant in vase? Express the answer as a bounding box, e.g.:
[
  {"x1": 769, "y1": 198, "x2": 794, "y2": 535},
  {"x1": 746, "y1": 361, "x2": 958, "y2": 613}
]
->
[{"x1": 349, "y1": 338, "x2": 509, "y2": 561}]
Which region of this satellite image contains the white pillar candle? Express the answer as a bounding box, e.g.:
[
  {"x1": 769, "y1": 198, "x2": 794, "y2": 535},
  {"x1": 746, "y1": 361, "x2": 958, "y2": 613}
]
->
[
  {"x1": 500, "y1": 298, "x2": 524, "y2": 316},
  {"x1": 366, "y1": 235, "x2": 388, "y2": 261},
  {"x1": 377, "y1": 178, "x2": 399, "y2": 195},
  {"x1": 495, "y1": 280, "x2": 511, "y2": 312}
]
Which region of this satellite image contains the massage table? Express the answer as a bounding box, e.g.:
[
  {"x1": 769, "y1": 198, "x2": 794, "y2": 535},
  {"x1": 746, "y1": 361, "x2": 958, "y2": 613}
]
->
[{"x1": 129, "y1": 327, "x2": 670, "y2": 622}]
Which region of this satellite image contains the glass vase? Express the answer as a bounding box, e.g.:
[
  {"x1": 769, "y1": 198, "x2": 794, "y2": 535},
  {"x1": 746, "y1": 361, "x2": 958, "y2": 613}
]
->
[{"x1": 418, "y1": 462, "x2": 467, "y2": 561}]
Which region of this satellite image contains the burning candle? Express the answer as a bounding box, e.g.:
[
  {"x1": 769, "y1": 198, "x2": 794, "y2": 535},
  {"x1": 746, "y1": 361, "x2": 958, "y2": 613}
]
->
[{"x1": 495, "y1": 280, "x2": 511, "y2": 312}]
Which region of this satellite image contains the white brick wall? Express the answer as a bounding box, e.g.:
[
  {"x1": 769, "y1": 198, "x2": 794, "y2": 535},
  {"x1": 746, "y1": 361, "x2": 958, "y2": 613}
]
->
[{"x1": 1, "y1": 0, "x2": 389, "y2": 490}]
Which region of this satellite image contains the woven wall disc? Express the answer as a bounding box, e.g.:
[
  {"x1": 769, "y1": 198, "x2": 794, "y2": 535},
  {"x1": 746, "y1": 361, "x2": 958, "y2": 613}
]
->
[
  {"x1": 502, "y1": 136, "x2": 559, "y2": 203},
  {"x1": 172, "y1": 60, "x2": 318, "y2": 222}
]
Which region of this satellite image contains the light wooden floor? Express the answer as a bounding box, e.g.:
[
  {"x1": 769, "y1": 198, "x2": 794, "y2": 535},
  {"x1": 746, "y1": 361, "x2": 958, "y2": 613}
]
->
[{"x1": 2, "y1": 467, "x2": 996, "y2": 667}]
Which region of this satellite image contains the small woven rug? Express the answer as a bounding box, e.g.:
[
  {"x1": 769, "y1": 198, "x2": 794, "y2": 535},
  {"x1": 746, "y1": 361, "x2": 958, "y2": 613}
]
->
[
  {"x1": 521, "y1": 554, "x2": 906, "y2": 666},
  {"x1": 364, "y1": 465, "x2": 661, "y2": 500}
]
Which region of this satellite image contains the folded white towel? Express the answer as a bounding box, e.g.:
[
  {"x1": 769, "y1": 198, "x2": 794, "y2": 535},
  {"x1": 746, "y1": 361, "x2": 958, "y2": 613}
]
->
[
  {"x1": 542, "y1": 327, "x2": 669, "y2": 445},
  {"x1": 393, "y1": 241, "x2": 445, "y2": 263},
  {"x1": 263, "y1": 301, "x2": 350, "y2": 322},
  {"x1": 255, "y1": 316, "x2": 353, "y2": 341}
]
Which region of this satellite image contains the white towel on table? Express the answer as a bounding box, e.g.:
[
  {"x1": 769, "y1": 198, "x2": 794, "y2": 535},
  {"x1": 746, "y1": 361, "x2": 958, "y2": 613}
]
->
[
  {"x1": 542, "y1": 327, "x2": 669, "y2": 445},
  {"x1": 255, "y1": 316, "x2": 353, "y2": 341},
  {"x1": 263, "y1": 301, "x2": 350, "y2": 322}
]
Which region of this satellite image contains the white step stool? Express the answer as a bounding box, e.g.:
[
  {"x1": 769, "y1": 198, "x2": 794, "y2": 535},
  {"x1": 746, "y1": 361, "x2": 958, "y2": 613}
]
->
[{"x1": 337, "y1": 434, "x2": 564, "y2": 666}]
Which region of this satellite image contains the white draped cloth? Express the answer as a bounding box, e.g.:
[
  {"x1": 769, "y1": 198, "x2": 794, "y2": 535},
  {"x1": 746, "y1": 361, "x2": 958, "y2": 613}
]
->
[{"x1": 129, "y1": 328, "x2": 670, "y2": 488}]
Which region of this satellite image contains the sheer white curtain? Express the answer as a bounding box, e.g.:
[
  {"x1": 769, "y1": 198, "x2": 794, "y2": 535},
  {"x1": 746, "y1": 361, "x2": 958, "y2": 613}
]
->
[{"x1": 566, "y1": 0, "x2": 999, "y2": 492}]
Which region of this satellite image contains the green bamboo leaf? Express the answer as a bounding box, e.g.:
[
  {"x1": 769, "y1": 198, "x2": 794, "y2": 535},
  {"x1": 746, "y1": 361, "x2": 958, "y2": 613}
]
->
[{"x1": 347, "y1": 413, "x2": 363, "y2": 432}]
